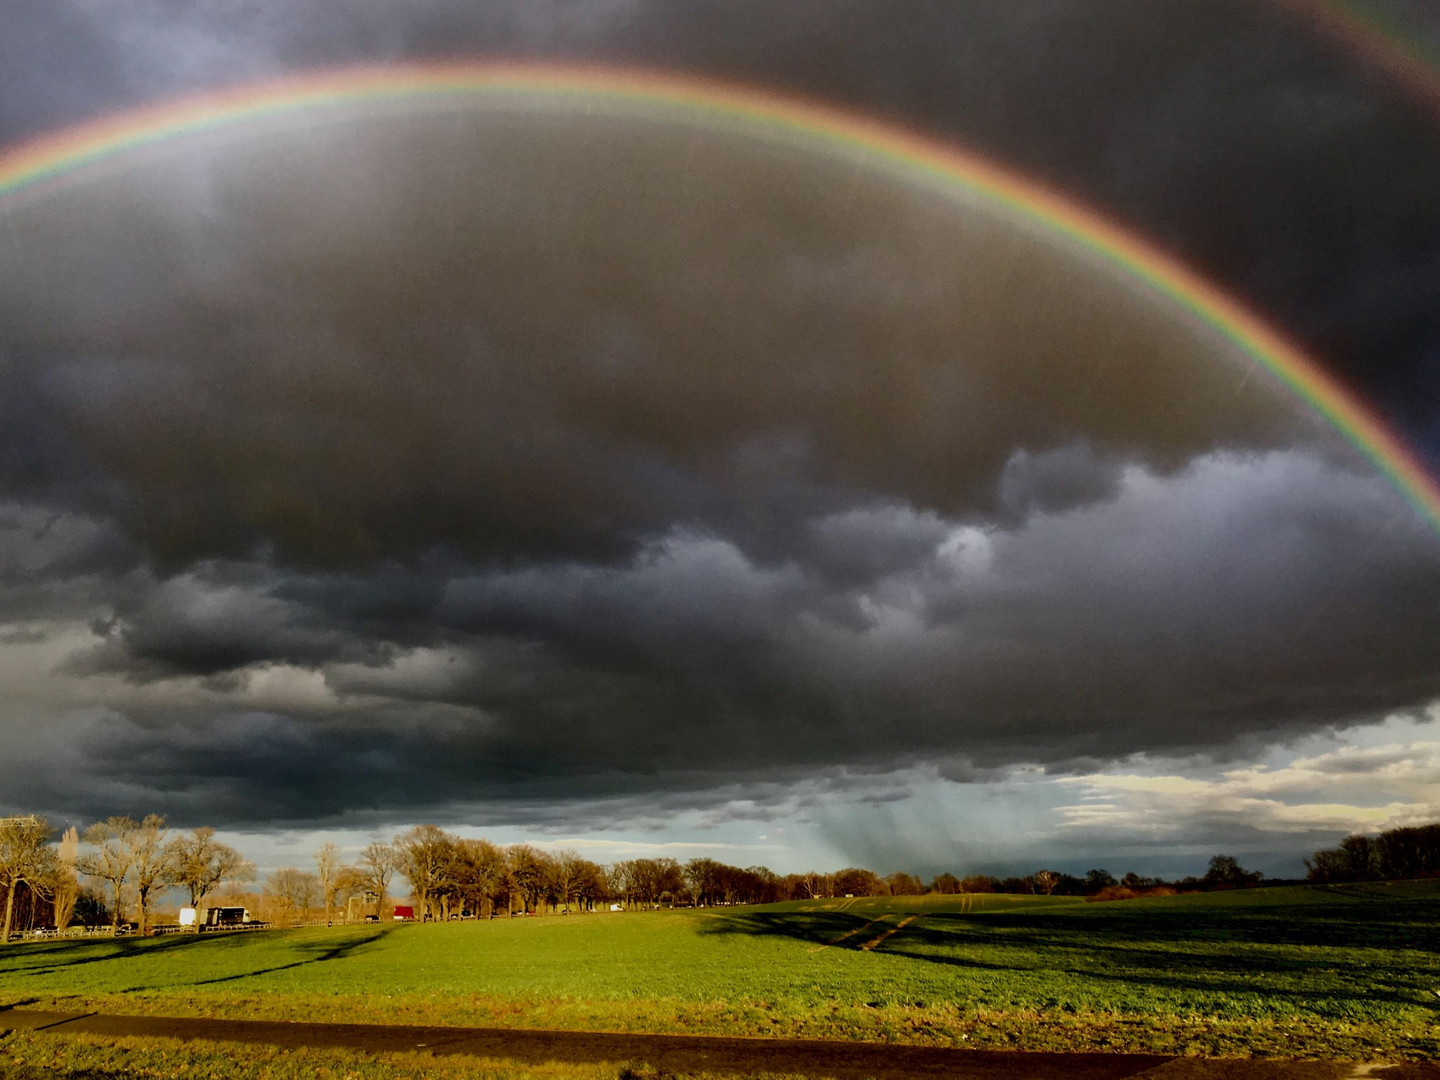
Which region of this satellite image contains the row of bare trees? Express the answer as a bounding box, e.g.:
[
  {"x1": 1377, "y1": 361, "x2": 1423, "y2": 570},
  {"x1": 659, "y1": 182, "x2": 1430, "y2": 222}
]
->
[
  {"x1": 76, "y1": 816, "x2": 255, "y2": 934},
  {"x1": 309, "y1": 833, "x2": 953, "y2": 918},
  {"x1": 252, "y1": 830, "x2": 610, "y2": 925},
  {"x1": 0, "y1": 813, "x2": 254, "y2": 941},
  {"x1": 352, "y1": 831, "x2": 916, "y2": 919},
  {"x1": 3, "y1": 808, "x2": 1077, "y2": 943},
  {"x1": 261, "y1": 839, "x2": 402, "y2": 924},
  {"x1": 365, "y1": 828, "x2": 609, "y2": 920}
]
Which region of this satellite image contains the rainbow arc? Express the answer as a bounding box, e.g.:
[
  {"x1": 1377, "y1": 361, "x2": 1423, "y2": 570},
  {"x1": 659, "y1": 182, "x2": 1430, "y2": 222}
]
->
[{"x1": 1, "y1": 62, "x2": 1437, "y2": 533}]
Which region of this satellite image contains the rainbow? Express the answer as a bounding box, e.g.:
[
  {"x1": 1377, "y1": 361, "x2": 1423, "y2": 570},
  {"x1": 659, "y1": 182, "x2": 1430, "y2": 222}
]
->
[
  {"x1": 2, "y1": 62, "x2": 1438, "y2": 533},
  {"x1": 1273, "y1": 0, "x2": 1440, "y2": 121}
]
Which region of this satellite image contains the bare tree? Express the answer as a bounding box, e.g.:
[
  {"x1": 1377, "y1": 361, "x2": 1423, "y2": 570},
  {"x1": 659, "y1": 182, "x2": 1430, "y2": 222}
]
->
[
  {"x1": 799, "y1": 871, "x2": 830, "y2": 900},
  {"x1": 170, "y1": 827, "x2": 255, "y2": 910},
  {"x1": 431, "y1": 840, "x2": 464, "y2": 919},
  {"x1": 506, "y1": 845, "x2": 550, "y2": 914},
  {"x1": 884, "y1": 871, "x2": 925, "y2": 896},
  {"x1": 315, "y1": 842, "x2": 346, "y2": 925},
  {"x1": 683, "y1": 858, "x2": 715, "y2": 907},
  {"x1": 1034, "y1": 869, "x2": 1060, "y2": 896},
  {"x1": 394, "y1": 826, "x2": 454, "y2": 922},
  {"x1": 266, "y1": 868, "x2": 320, "y2": 923},
  {"x1": 608, "y1": 861, "x2": 636, "y2": 909},
  {"x1": 129, "y1": 815, "x2": 176, "y2": 935},
  {"x1": 50, "y1": 826, "x2": 80, "y2": 932},
  {"x1": 573, "y1": 857, "x2": 608, "y2": 911},
  {"x1": 655, "y1": 859, "x2": 687, "y2": 906},
  {"x1": 1204, "y1": 854, "x2": 1262, "y2": 888},
  {"x1": 0, "y1": 815, "x2": 56, "y2": 943},
  {"x1": 335, "y1": 864, "x2": 374, "y2": 921},
  {"x1": 451, "y1": 838, "x2": 503, "y2": 918},
  {"x1": 359, "y1": 841, "x2": 398, "y2": 919},
  {"x1": 77, "y1": 817, "x2": 139, "y2": 930},
  {"x1": 550, "y1": 849, "x2": 584, "y2": 914}
]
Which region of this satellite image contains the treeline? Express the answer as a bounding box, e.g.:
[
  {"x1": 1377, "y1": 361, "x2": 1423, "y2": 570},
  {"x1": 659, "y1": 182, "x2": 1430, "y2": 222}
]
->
[
  {"x1": 22, "y1": 805, "x2": 1437, "y2": 944},
  {"x1": 15, "y1": 812, "x2": 1231, "y2": 940},
  {"x1": 274, "y1": 831, "x2": 1269, "y2": 920},
  {"x1": 1306, "y1": 823, "x2": 1440, "y2": 883},
  {"x1": 299, "y1": 829, "x2": 945, "y2": 919},
  {"x1": 928, "y1": 854, "x2": 1262, "y2": 899}
]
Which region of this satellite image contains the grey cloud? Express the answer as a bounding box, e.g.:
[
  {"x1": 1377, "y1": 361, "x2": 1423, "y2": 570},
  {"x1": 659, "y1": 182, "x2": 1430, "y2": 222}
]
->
[
  {"x1": 10, "y1": 447, "x2": 1434, "y2": 830},
  {"x1": 805, "y1": 504, "x2": 951, "y2": 587},
  {"x1": 1299, "y1": 744, "x2": 1435, "y2": 776},
  {"x1": 997, "y1": 444, "x2": 1125, "y2": 520},
  {"x1": 0, "y1": 504, "x2": 139, "y2": 585},
  {"x1": 63, "y1": 566, "x2": 397, "y2": 680}
]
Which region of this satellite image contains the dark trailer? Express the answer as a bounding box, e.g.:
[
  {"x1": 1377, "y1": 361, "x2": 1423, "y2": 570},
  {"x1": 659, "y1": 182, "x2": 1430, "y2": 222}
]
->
[{"x1": 201, "y1": 906, "x2": 250, "y2": 928}]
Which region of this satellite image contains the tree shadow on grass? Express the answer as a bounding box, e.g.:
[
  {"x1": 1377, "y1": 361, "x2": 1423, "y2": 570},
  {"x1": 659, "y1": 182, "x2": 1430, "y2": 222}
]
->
[
  {"x1": 1024, "y1": 953, "x2": 1440, "y2": 1013},
  {"x1": 0, "y1": 933, "x2": 212, "y2": 977},
  {"x1": 1002, "y1": 909, "x2": 1440, "y2": 956},
  {"x1": 0, "y1": 926, "x2": 392, "y2": 993},
  {"x1": 184, "y1": 927, "x2": 390, "y2": 987},
  {"x1": 699, "y1": 907, "x2": 1440, "y2": 1017}
]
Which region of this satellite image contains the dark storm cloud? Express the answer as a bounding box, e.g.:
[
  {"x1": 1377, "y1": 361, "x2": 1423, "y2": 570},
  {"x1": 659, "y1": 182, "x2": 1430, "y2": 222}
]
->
[
  {"x1": 0, "y1": 103, "x2": 1321, "y2": 572},
  {"x1": 62, "y1": 565, "x2": 399, "y2": 680},
  {"x1": 2, "y1": 6, "x2": 1440, "y2": 831},
  {"x1": 1, "y1": 693, "x2": 911, "y2": 831},
  {"x1": 3, "y1": 1, "x2": 1437, "y2": 463},
  {"x1": 7, "y1": 452, "x2": 1438, "y2": 829}
]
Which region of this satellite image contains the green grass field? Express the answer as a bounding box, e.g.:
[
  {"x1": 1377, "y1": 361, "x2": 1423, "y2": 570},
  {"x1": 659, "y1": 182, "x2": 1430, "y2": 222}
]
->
[{"x1": 1, "y1": 883, "x2": 1437, "y2": 1061}]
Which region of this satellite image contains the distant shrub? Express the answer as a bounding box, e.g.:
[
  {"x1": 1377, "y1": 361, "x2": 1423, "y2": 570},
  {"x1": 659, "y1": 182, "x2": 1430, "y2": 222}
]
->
[
  {"x1": 1087, "y1": 886, "x2": 1137, "y2": 902},
  {"x1": 1086, "y1": 885, "x2": 1177, "y2": 903}
]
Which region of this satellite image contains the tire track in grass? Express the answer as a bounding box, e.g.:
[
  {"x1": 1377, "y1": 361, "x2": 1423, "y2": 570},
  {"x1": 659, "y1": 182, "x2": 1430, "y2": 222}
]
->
[
  {"x1": 860, "y1": 914, "x2": 917, "y2": 951},
  {"x1": 808, "y1": 914, "x2": 896, "y2": 954}
]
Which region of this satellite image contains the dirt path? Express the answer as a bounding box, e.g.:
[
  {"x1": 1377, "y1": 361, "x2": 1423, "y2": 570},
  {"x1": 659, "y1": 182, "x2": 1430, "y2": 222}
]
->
[{"x1": 2, "y1": 1008, "x2": 1435, "y2": 1079}]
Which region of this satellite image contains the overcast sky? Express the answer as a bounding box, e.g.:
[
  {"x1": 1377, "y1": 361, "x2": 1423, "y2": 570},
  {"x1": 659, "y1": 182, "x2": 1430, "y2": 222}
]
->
[{"x1": 1, "y1": 0, "x2": 1439, "y2": 881}]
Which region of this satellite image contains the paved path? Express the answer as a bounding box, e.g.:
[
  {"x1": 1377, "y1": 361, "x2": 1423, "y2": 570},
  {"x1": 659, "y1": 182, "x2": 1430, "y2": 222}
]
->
[{"x1": 2, "y1": 1007, "x2": 1435, "y2": 1079}]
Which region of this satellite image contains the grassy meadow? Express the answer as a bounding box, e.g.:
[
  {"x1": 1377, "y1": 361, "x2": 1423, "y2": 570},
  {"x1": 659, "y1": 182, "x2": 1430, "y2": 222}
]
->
[{"x1": 1, "y1": 883, "x2": 1437, "y2": 1061}]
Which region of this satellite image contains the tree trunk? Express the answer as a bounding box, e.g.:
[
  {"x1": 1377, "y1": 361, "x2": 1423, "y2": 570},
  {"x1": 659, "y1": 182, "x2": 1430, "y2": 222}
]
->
[{"x1": 1, "y1": 881, "x2": 15, "y2": 944}]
